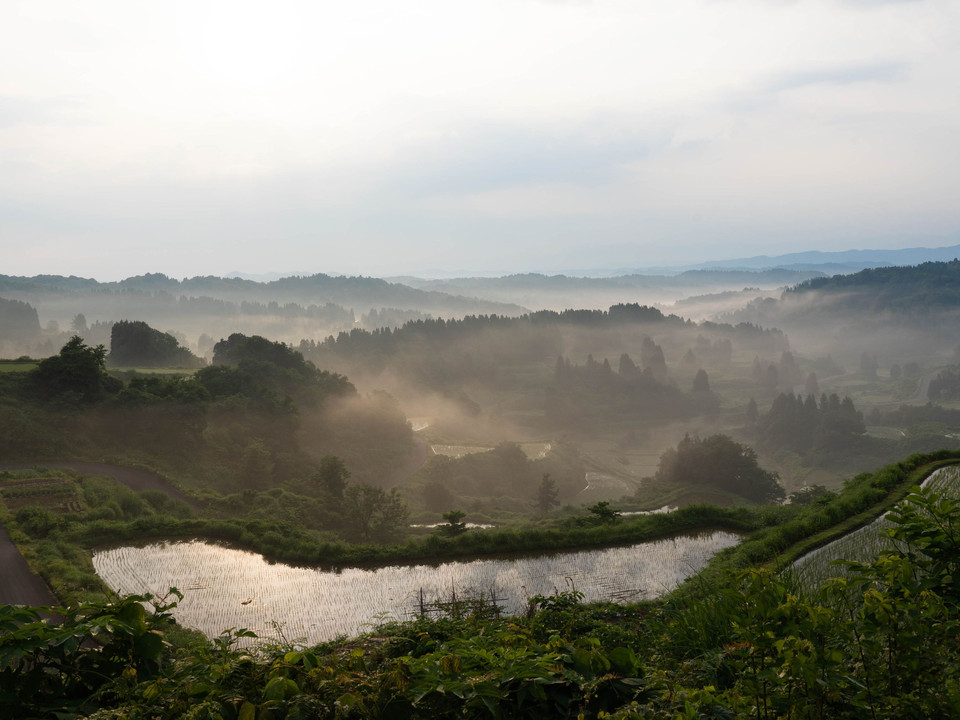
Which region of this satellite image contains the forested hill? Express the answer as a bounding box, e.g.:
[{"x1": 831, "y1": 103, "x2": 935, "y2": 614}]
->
[
  {"x1": 785, "y1": 259, "x2": 960, "y2": 311},
  {"x1": 0, "y1": 273, "x2": 527, "y2": 317},
  {"x1": 725, "y1": 260, "x2": 960, "y2": 363}
]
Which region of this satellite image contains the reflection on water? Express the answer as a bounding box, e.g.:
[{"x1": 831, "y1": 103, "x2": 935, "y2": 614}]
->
[
  {"x1": 407, "y1": 416, "x2": 432, "y2": 432},
  {"x1": 93, "y1": 531, "x2": 740, "y2": 646},
  {"x1": 792, "y1": 465, "x2": 960, "y2": 592},
  {"x1": 409, "y1": 522, "x2": 496, "y2": 529},
  {"x1": 621, "y1": 505, "x2": 677, "y2": 516},
  {"x1": 429, "y1": 444, "x2": 490, "y2": 458}
]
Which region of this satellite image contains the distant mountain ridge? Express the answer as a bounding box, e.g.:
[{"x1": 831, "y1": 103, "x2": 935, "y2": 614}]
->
[
  {"x1": 384, "y1": 268, "x2": 825, "y2": 312},
  {"x1": 644, "y1": 243, "x2": 960, "y2": 274},
  {"x1": 0, "y1": 273, "x2": 528, "y2": 317},
  {"x1": 389, "y1": 268, "x2": 822, "y2": 290}
]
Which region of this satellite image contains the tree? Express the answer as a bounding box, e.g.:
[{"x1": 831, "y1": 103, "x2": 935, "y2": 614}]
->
[
  {"x1": 209, "y1": 332, "x2": 354, "y2": 403},
  {"x1": 655, "y1": 434, "x2": 784, "y2": 503},
  {"x1": 0, "y1": 297, "x2": 40, "y2": 341},
  {"x1": 789, "y1": 484, "x2": 835, "y2": 506},
  {"x1": 437, "y1": 510, "x2": 467, "y2": 537},
  {"x1": 109, "y1": 320, "x2": 203, "y2": 368},
  {"x1": 692, "y1": 369, "x2": 710, "y2": 393},
  {"x1": 313, "y1": 455, "x2": 350, "y2": 500},
  {"x1": 804, "y1": 372, "x2": 820, "y2": 396},
  {"x1": 343, "y1": 484, "x2": 409, "y2": 543},
  {"x1": 581, "y1": 501, "x2": 621, "y2": 525},
  {"x1": 640, "y1": 336, "x2": 668, "y2": 380},
  {"x1": 70, "y1": 313, "x2": 88, "y2": 334},
  {"x1": 535, "y1": 473, "x2": 560, "y2": 513},
  {"x1": 779, "y1": 351, "x2": 800, "y2": 388},
  {"x1": 30, "y1": 335, "x2": 119, "y2": 403}
]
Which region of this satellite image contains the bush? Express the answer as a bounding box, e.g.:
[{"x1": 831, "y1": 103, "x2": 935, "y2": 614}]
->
[{"x1": 14, "y1": 506, "x2": 58, "y2": 538}]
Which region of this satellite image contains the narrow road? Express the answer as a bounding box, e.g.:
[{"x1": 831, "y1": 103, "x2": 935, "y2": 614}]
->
[
  {"x1": 0, "y1": 523, "x2": 57, "y2": 606},
  {"x1": 0, "y1": 461, "x2": 200, "y2": 509}
]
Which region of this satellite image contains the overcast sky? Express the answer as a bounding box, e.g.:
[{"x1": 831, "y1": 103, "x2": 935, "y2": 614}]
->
[{"x1": 2, "y1": 0, "x2": 958, "y2": 280}]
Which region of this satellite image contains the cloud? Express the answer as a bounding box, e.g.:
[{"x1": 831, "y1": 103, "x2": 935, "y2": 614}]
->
[
  {"x1": 389, "y1": 123, "x2": 658, "y2": 197},
  {"x1": 0, "y1": 95, "x2": 68, "y2": 129},
  {"x1": 1, "y1": 0, "x2": 958, "y2": 280},
  {"x1": 840, "y1": 0, "x2": 925, "y2": 6},
  {"x1": 765, "y1": 63, "x2": 906, "y2": 94}
]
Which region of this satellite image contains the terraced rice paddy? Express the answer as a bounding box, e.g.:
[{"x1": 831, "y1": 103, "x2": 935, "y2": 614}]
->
[
  {"x1": 428, "y1": 442, "x2": 551, "y2": 459},
  {"x1": 792, "y1": 465, "x2": 960, "y2": 592},
  {"x1": 520, "y1": 442, "x2": 552, "y2": 459},
  {"x1": 407, "y1": 417, "x2": 432, "y2": 432},
  {"x1": 93, "y1": 530, "x2": 741, "y2": 646},
  {"x1": 429, "y1": 444, "x2": 490, "y2": 458}
]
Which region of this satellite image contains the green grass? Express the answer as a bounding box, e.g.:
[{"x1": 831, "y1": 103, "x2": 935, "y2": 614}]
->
[
  {"x1": 108, "y1": 367, "x2": 199, "y2": 376},
  {"x1": 767, "y1": 455, "x2": 960, "y2": 570},
  {"x1": 865, "y1": 425, "x2": 905, "y2": 440},
  {"x1": 0, "y1": 361, "x2": 38, "y2": 372}
]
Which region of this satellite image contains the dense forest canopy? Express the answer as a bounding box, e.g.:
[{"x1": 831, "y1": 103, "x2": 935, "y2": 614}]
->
[
  {"x1": 787, "y1": 259, "x2": 960, "y2": 308},
  {"x1": 0, "y1": 297, "x2": 40, "y2": 344},
  {"x1": 724, "y1": 260, "x2": 960, "y2": 364},
  {"x1": 654, "y1": 434, "x2": 785, "y2": 503},
  {"x1": 109, "y1": 320, "x2": 204, "y2": 368}
]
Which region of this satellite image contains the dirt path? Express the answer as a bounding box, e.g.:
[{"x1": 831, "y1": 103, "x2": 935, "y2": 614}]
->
[{"x1": 0, "y1": 461, "x2": 200, "y2": 607}]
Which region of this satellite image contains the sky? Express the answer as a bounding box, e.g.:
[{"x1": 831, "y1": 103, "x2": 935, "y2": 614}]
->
[{"x1": 1, "y1": 0, "x2": 959, "y2": 280}]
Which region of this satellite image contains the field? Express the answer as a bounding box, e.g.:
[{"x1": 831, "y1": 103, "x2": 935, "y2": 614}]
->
[
  {"x1": 0, "y1": 360, "x2": 38, "y2": 372},
  {"x1": 0, "y1": 474, "x2": 81, "y2": 514},
  {"x1": 792, "y1": 464, "x2": 960, "y2": 591},
  {"x1": 92, "y1": 530, "x2": 741, "y2": 645}
]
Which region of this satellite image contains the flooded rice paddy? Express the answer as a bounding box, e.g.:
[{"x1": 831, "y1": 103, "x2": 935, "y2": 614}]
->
[
  {"x1": 429, "y1": 442, "x2": 553, "y2": 459},
  {"x1": 792, "y1": 465, "x2": 960, "y2": 592},
  {"x1": 93, "y1": 530, "x2": 740, "y2": 646}
]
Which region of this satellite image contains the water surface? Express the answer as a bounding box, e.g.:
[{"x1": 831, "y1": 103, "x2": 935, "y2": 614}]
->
[{"x1": 94, "y1": 530, "x2": 740, "y2": 645}]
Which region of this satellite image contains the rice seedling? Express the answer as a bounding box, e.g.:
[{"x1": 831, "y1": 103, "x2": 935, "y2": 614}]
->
[
  {"x1": 429, "y1": 444, "x2": 491, "y2": 458},
  {"x1": 792, "y1": 465, "x2": 960, "y2": 592},
  {"x1": 92, "y1": 530, "x2": 740, "y2": 646}
]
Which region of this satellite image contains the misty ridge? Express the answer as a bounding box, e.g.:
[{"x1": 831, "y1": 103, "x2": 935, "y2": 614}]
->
[
  {"x1": 0, "y1": 267, "x2": 806, "y2": 360},
  {"x1": 5, "y1": 250, "x2": 960, "y2": 720},
  {"x1": 4, "y1": 255, "x2": 960, "y2": 516},
  {"x1": 7, "y1": 2, "x2": 960, "y2": 715}
]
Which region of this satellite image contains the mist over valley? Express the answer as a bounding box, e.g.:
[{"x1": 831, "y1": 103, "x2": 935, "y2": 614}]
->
[{"x1": 5, "y1": 0, "x2": 960, "y2": 713}]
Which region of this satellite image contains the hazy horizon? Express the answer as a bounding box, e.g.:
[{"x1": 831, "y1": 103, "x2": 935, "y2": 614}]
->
[
  {"x1": 3, "y1": 1, "x2": 959, "y2": 281},
  {"x1": 3, "y1": 240, "x2": 960, "y2": 285}
]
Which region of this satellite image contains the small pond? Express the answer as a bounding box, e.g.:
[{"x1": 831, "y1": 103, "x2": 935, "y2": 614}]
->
[{"x1": 93, "y1": 530, "x2": 741, "y2": 646}]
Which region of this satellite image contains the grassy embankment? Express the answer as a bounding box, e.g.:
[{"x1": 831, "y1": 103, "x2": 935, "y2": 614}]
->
[
  {"x1": 3, "y1": 450, "x2": 959, "y2": 609},
  {"x1": 6, "y1": 450, "x2": 960, "y2": 719}
]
